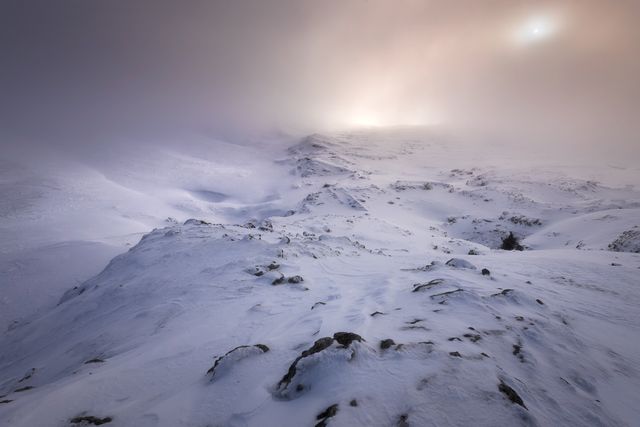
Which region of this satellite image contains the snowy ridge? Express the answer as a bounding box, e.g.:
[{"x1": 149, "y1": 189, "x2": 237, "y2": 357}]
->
[{"x1": 1, "y1": 129, "x2": 639, "y2": 426}]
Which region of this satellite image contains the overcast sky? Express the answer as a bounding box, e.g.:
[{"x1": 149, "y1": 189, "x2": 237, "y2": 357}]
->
[{"x1": 1, "y1": 0, "x2": 639, "y2": 156}]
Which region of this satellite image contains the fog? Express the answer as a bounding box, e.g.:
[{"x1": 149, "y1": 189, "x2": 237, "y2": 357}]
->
[{"x1": 1, "y1": 0, "x2": 639, "y2": 159}]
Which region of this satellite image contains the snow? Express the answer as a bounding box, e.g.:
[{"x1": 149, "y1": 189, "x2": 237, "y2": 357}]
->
[{"x1": 1, "y1": 128, "x2": 639, "y2": 426}]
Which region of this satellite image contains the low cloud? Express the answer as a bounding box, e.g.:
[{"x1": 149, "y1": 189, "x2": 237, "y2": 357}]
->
[{"x1": 1, "y1": 0, "x2": 638, "y2": 158}]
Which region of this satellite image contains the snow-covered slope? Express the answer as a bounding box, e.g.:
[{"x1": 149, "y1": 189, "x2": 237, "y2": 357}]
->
[{"x1": 1, "y1": 128, "x2": 639, "y2": 426}]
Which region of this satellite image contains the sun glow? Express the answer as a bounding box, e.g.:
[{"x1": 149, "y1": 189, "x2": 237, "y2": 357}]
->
[
  {"x1": 513, "y1": 15, "x2": 558, "y2": 45},
  {"x1": 348, "y1": 111, "x2": 386, "y2": 128}
]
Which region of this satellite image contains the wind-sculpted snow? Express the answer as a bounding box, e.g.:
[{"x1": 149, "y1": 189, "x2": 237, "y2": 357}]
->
[{"x1": 1, "y1": 129, "x2": 639, "y2": 426}]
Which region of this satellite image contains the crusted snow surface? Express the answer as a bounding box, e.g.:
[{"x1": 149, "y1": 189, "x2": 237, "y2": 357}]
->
[{"x1": 1, "y1": 128, "x2": 639, "y2": 426}]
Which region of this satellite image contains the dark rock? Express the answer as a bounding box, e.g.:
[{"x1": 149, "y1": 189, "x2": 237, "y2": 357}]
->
[
  {"x1": 412, "y1": 279, "x2": 444, "y2": 292},
  {"x1": 398, "y1": 414, "x2": 410, "y2": 427},
  {"x1": 481, "y1": 268, "x2": 491, "y2": 276},
  {"x1": 14, "y1": 386, "x2": 34, "y2": 392},
  {"x1": 430, "y1": 289, "x2": 464, "y2": 299},
  {"x1": 258, "y1": 220, "x2": 273, "y2": 232},
  {"x1": 17, "y1": 368, "x2": 35, "y2": 383},
  {"x1": 207, "y1": 344, "x2": 269, "y2": 378},
  {"x1": 370, "y1": 311, "x2": 385, "y2": 317},
  {"x1": 501, "y1": 232, "x2": 523, "y2": 251},
  {"x1": 402, "y1": 325, "x2": 428, "y2": 331},
  {"x1": 70, "y1": 415, "x2": 113, "y2": 425},
  {"x1": 536, "y1": 299, "x2": 544, "y2": 305},
  {"x1": 254, "y1": 344, "x2": 270, "y2": 352},
  {"x1": 288, "y1": 275, "x2": 304, "y2": 284},
  {"x1": 463, "y1": 333, "x2": 481, "y2": 343},
  {"x1": 0, "y1": 399, "x2": 13, "y2": 404},
  {"x1": 380, "y1": 339, "x2": 396, "y2": 350},
  {"x1": 333, "y1": 332, "x2": 363, "y2": 347},
  {"x1": 316, "y1": 403, "x2": 339, "y2": 420},
  {"x1": 492, "y1": 289, "x2": 514, "y2": 297},
  {"x1": 183, "y1": 218, "x2": 210, "y2": 226},
  {"x1": 278, "y1": 337, "x2": 334, "y2": 390},
  {"x1": 449, "y1": 351, "x2": 462, "y2": 357},
  {"x1": 84, "y1": 358, "x2": 105, "y2": 364},
  {"x1": 498, "y1": 381, "x2": 527, "y2": 409},
  {"x1": 272, "y1": 275, "x2": 286, "y2": 285},
  {"x1": 267, "y1": 262, "x2": 280, "y2": 270},
  {"x1": 312, "y1": 302, "x2": 326, "y2": 310},
  {"x1": 350, "y1": 399, "x2": 358, "y2": 407}
]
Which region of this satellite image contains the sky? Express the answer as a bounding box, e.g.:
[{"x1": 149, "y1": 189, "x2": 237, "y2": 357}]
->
[{"x1": 1, "y1": 0, "x2": 639, "y2": 157}]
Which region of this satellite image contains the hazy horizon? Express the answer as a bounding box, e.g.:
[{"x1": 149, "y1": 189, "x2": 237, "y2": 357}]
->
[{"x1": 1, "y1": 0, "x2": 639, "y2": 160}]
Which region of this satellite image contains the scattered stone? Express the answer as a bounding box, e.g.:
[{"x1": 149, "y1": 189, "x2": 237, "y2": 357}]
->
[
  {"x1": 498, "y1": 381, "x2": 527, "y2": 409},
  {"x1": 536, "y1": 299, "x2": 544, "y2": 305},
  {"x1": 258, "y1": 220, "x2": 273, "y2": 232},
  {"x1": 207, "y1": 344, "x2": 269, "y2": 378},
  {"x1": 84, "y1": 358, "x2": 105, "y2": 364},
  {"x1": 430, "y1": 289, "x2": 464, "y2": 299},
  {"x1": 267, "y1": 262, "x2": 280, "y2": 270},
  {"x1": 412, "y1": 279, "x2": 444, "y2": 292},
  {"x1": 398, "y1": 414, "x2": 410, "y2": 427},
  {"x1": 448, "y1": 337, "x2": 462, "y2": 342},
  {"x1": 288, "y1": 275, "x2": 304, "y2": 284},
  {"x1": 70, "y1": 415, "x2": 113, "y2": 425},
  {"x1": 481, "y1": 268, "x2": 491, "y2": 276},
  {"x1": 508, "y1": 215, "x2": 542, "y2": 227},
  {"x1": 316, "y1": 403, "x2": 339, "y2": 427},
  {"x1": 272, "y1": 275, "x2": 286, "y2": 285},
  {"x1": 183, "y1": 218, "x2": 210, "y2": 226},
  {"x1": 17, "y1": 368, "x2": 35, "y2": 382},
  {"x1": 278, "y1": 337, "x2": 334, "y2": 390},
  {"x1": 445, "y1": 258, "x2": 477, "y2": 269},
  {"x1": 491, "y1": 289, "x2": 514, "y2": 297},
  {"x1": 468, "y1": 249, "x2": 479, "y2": 255},
  {"x1": 380, "y1": 339, "x2": 396, "y2": 350},
  {"x1": 349, "y1": 399, "x2": 358, "y2": 407},
  {"x1": 608, "y1": 229, "x2": 640, "y2": 253},
  {"x1": 370, "y1": 311, "x2": 385, "y2": 317},
  {"x1": 312, "y1": 302, "x2": 326, "y2": 310},
  {"x1": 0, "y1": 399, "x2": 13, "y2": 404},
  {"x1": 333, "y1": 332, "x2": 363, "y2": 347},
  {"x1": 512, "y1": 344, "x2": 521, "y2": 356},
  {"x1": 14, "y1": 386, "x2": 34, "y2": 392},
  {"x1": 402, "y1": 325, "x2": 427, "y2": 331},
  {"x1": 449, "y1": 351, "x2": 462, "y2": 358},
  {"x1": 463, "y1": 333, "x2": 481, "y2": 343}
]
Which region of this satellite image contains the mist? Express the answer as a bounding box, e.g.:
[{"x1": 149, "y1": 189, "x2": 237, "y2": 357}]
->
[{"x1": 1, "y1": 0, "x2": 639, "y2": 159}]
